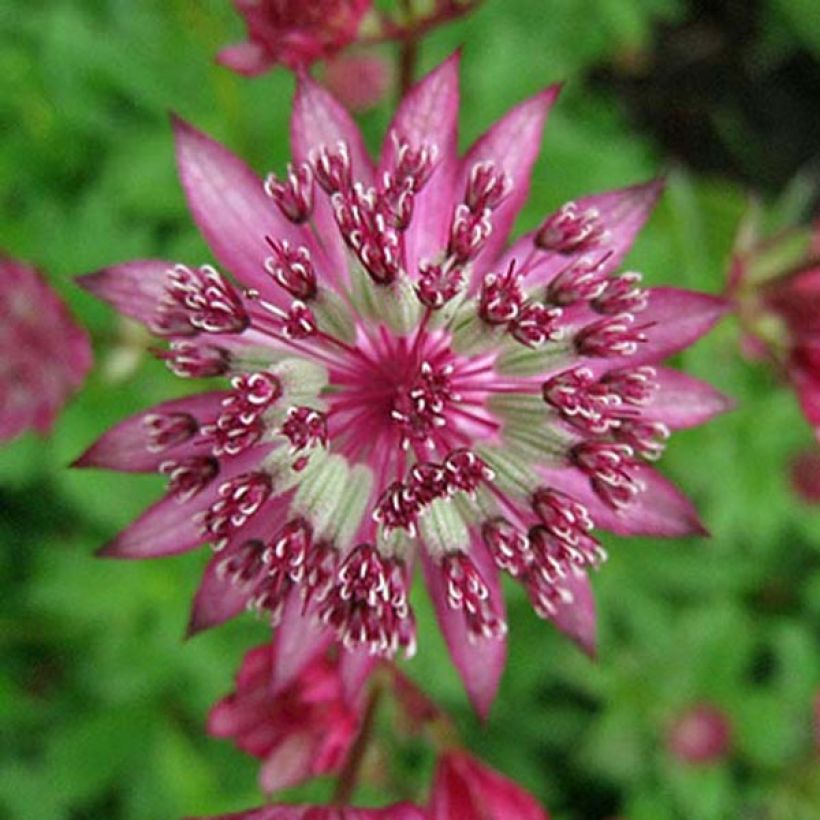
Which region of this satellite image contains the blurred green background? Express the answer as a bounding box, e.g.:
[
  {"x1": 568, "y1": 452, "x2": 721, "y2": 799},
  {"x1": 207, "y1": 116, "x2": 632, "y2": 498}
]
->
[{"x1": 1, "y1": 1, "x2": 819, "y2": 818}]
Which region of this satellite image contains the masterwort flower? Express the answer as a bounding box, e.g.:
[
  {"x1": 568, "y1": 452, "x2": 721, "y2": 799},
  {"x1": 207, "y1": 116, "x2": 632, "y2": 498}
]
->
[
  {"x1": 77, "y1": 55, "x2": 729, "y2": 715},
  {"x1": 0, "y1": 253, "x2": 92, "y2": 443},
  {"x1": 208, "y1": 642, "x2": 361, "y2": 794},
  {"x1": 218, "y1": 0, "x2": 372, "y2": 75}
]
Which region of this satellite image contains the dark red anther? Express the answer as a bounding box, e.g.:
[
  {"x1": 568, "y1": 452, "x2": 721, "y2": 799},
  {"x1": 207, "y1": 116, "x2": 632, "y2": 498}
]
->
[
  {"x1": 200, "y1": 471, "x2": 273, "y2": 550},
  {"x1": 444, "y1": 448, "x2": 494, "y2": 494},
  {"x1": 478, "y1": 263, "x2": 524, "y2": 325},
  {"x1": 143, "y1": 411, "x2": 198, "y2": 453},
  {"x1": 225, "y1": 372, "x2": 284, "y2": 420},
  {"x1": 163, "y1": 264, "x2": 249, "y2": 334},
  {"x1": 161, "y1": 455, "x2": 219, "y2": 502},
  {"x1": 301, "y1": 539, "x2": 338, "y2": 611},
  {"x1": 332, "y1": 185, "x2": 401, "y2": 285},
  {"x1": 416, "y1": 259, "x2": 464, "y2": 309},
  {"x1": 449, "y1": 204, "x2": 492, "y2": 262},
  {"x1": 545, "y1": 256, "x2": 609, "y2": 306},
  {"x1": 592, "y1": 272, "x2": 648, "y2": 315},
  {"x1": 408, "y1": 461, "x2": 450, "y2": 505},
  {"x1": 574, "y1": 313, "x2": 647, "y2": 358},
  {"x1": 373, "y1": 481, "x2": 420, "y2": 536},
  {"x1": 265, "y1": 238, "x2": 318, "y2": 301},
  {"x1": 390, "y1": 135, "x2": 439, "y2": 193},
  {"x1": 216, "y1": 538, "x2": 267, "y2": 590},
  {"x1": 529, "y1": 524, "x2": 606, "y2": 574},
  {"x1": 318, "y1": 544, "x2": 416, "y2": 658},
  {"x1": 310, "y1": 142, "x2": 352, "y2": 194},
  {"x1": 281, "y1": 406, "x2": 328, "y2": 451},
  {"x1": 535, "y1": 201, "x2": 609, "y2": 254},
  {"x1": 481, "y1": 517, "x2": 530, "y2": 576},
  {"x1": 157, "y1": 341, "x2": 231, "y2": 379},
  {"x1": 541, "y1": 367, "x2": 621, "y2": 434},
  {"x1": 440, "y1": 552, "x2": 507, "y2": 642},
  {"x1": 465, "y1": 160, "x2": 511, "y2": 213},
  {"x1": 281, "y1": 301, "x2": 318, "y2": 339},
  {"x1": 264, "y1": 162, "x2": 314, "y2": 223},
  {"x1": 509, "y1": 301, "x2": 563, "y2": 347},
  {"x1": 521, "y1": 560, "x2": 576, "y2": 620},
  {"x1": 600, "y1": 366, "x2": 658, "y2": 406},
  {"x1": 531, "y1": 488, "x2": 594, "y2": 545},
  {"x1": 205, "y1": 414, "x2": 264, "y2": 457},
  {"x1": 614, "y1": 418, "x2": 669, "y2": 461},
  {"x1": 571, "y1": 441, "x2": 644, "y2": 510}
]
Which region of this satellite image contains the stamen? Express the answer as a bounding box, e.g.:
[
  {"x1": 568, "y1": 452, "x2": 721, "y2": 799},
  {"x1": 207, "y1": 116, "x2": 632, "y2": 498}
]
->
[
  {"x1": 318, "y1": 544, "x2": 416, "y2": 659},
  {"x1": 444, "y1": 449, "x2": 494, "y2": 495},
  {"x1": 545, "y1": 256, "x2": 609, "y2": 306},
  {"x1": 478, "y1": 262, "x2": 523, "y2": 325},
  {"x1": 309, "y1": 141, "x2": 352, "y2": 194},
  {"x1": 509, "y1": 302, "x2": 563, "y2": 348},
  {"x1": 373, "y1": 481, "x2": 420, "y2": 537},
  {"x1": 160, "y1": 455, "x2": 220, "y2": 502},
  {"x1": 156, "y1": 341, "x2": 231, "y2": 379},
  {"x1": 416, "y1": 258, "x2": 465, "y2": 309},
  {"x1": 281, "y1": 406, "x2": 328, "y2": 469},
  {"x1": 571, "y1": 441, "x2": 645, "y2": 509},
  {"x1": 161, "y1": 264, "x2": 249, "y2": 334},
  {"x1": 440, "y1": 553, "x2": 507, "y2": 642},
  {"x1": 541, "y1": 368, "x2": 622, "y2": 434},
  {"x1": 535, "y1": 201, "x2": 610, "y2": 254},
  {"x1": 600, "y1": 366, "x2": 658, "y2": 406},
  {"x1": 264, "y1": 162, "x2": 314, "y2": 223},
  {"x1": 482, "y1": 517, "x2": 530, "y2": 576},
  {"x1": 264, "y1": 239, "x2": 318, "y2": 301},
  {"x1": 531, "y1": 488, "x2": 594, "y2": 545},
  {"x1": 407, "y1": 462, "x2": 450, "y2": 505},
  {"x1": 200, "y1": 471, "x2": 273, "y2": 550},
  {"x1": 143, "y1": 412, "x2": 198, "y2": 453},
  {"x1": 592, "y1": 272, "x2": 648, "y2": 315},
  {"x1": 465, "y1": 160, "x2": 511, "y2": 213},
  {"x1": 449, "y1": 204, "x2": 492, "y2": 262},
  {"x1": 574, "y1": 313, "x2": 647, "y2": 358},
  {"x1": 614, "y1": 418, "x2": 669, "y2": 461}
]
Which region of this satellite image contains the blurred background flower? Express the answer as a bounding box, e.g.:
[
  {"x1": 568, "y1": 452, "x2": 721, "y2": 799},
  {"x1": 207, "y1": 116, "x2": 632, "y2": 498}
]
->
[{"x1": 0, "y1": 1, "x2": 818, "y2": 819}]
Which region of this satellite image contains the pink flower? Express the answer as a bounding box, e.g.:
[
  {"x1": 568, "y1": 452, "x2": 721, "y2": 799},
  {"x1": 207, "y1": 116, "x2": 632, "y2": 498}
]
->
[
  {"x1": 429, "y1": 750, "x2": 548, "y2": 819},
  {"x1": 0, "y1": 254, "x2": 92, "y2": 443},
  {"x1": 207, "y1": 643, "x2": 361, "y2": 793},
  {"x1": 322, "y1": 52, "x2": 392, "y2": 112},
  {"x1": 188, "y1": 803, "x2": 425, "y2": 820},
  {"x1": 77, "y1": 55, "x2": 729, "y2": 716},
  {"x1": 791, "y1": 448, "x2": 820, "y2": 503},
  {"x1": 666, "y1": 703, "x2": 732, "y2": 765},
  {"x1": 730, "y1": 221, "x2": 820, "y2": 439},
  {"x1": 218, "y1": 0, "x2": 372, "y2": 75}
]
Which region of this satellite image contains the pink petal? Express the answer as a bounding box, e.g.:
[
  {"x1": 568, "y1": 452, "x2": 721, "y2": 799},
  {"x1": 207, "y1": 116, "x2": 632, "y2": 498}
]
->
[
  {"x1": 270, "y1": 590, "x2": 333, "y2": 694},
  {"x1": 462, "y1": 86, "x2": 561, "y2": 276},
  {"x1": 97, "y1": 488, "x2": 208, "y2": 559},
  {"x1": 618, "y1": 287, "x2": 730, "y2": 367},
  {"x1": 216, "y1": 41, "x2": 273, "y2": 76},
  {"x1": 258, "y1": 731, "x2": 316, "y2": 794},
  {"x1": 420, "y1": 537, "x2": 507, "y2": 719},
  {"x1": 339, "y1": 648, "x2": 379, "y2": 704},
  {"x1": 73, "y1": 392, "x2": 226, "y2": 472},
  {"x1": 173, "y1": 117, "x2": 307, "y2": 300},
  {"x1": 537, "y1": 464, "x2": 707, "y2": 538},
  {"x1": 291, "y1": 73, "x2": 375, "y2": 186},
  {"x1": 643, "y1": 367, "x2": 734, "y2": 429},
  {"x1": 77, "y1": 259, "x2": 174, "y2": 329},
  {"x1": 380, "y1": 53, "x2": 461, "y2": 277},
  {"x1": 549, "y1": 568, "x2": 597, "y2": 658},
  {"x1": 430, "y1": 750, "x2": 549, "y2": 820},
  {"x1": 186, "y1": 552, "x2": 250, "y2": 637},
  {"x1": 511, "y1": 179, "x2": 664, "y2": 287}
]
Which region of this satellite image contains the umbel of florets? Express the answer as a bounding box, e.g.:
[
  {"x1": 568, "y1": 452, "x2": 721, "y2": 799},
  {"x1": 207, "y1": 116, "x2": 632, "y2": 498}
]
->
[{"x1": 76, "y1": 54, "x2": 729, "y2": 715}]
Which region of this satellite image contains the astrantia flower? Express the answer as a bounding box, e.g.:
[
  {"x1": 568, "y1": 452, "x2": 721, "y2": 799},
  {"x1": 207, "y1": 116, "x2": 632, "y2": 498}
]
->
[
  {"x1": 0, "y1": 254, "x2": 92, "y2": 443},
  {"x1": 77, "y1": 55, "x2": 728, "y2": 715},
  {"x1": 729, "y1": 220, "x2": 820, "y2": 439},
  {"x1": 666, "y1": 703, "x2": 732, "y2": 765},
  {"x1": 208, "y1": 642, "x2": 361, "y2": 793},
  {"x1": 429, "y1": 750, "x2": 549, "y2": 820},
  {"x1": 190, "y1": 803, "x2": 425, "y2": 820},
  {"x1": 218, "y1": 0, "x2": 372, "y2": 75}
]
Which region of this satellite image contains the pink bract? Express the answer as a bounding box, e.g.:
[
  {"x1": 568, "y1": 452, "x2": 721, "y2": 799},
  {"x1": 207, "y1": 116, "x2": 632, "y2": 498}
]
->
[
  {"x1": 429, "y1": 750, "x2": 549, "y2": 820},
  {"x1": 77, "y1": 55, "x2": 729, "y2": 715},
  {"x1": 218, "y1": 0, "x2": 372, "y2": 75},
  {"x1": 208, "y1": 642, "x2": 361, "y2": 794},
  {"x1": 0, "y1": 254, "x2": 92, "y2": 443}
]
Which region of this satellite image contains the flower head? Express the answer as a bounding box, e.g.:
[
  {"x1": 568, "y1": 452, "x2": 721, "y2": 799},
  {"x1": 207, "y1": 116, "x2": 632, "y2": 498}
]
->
[
  {"x1": 218, "y1": 0, "x2": 372, "y2": 75},
  {"x1": 78, "y1": 55, "x2": 728, "y2": 715},
  {"x1": 729, "y1": 219, "x2": 820, "y2": 440},
  {"x1": 429, "y1": 750, "x2": 549, "y2": 820},
  {"x1": 208, "y1": 642, "x2": 361, "y2": 793},
  {"x1": 0, "y1": 254, "x2": 92, "y2": 443},
  {"x1": 666, "y1": 703, "x2": 732, "y2": 765},
  {"x1": 190, "y1": 803, "x2": 425, "y2": 820}
]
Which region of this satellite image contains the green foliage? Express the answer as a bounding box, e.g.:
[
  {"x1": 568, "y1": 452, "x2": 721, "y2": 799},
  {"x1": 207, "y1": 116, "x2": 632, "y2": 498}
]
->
[{"x1": 0, "y1": 2, "x2": 818, "y2": 819}]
